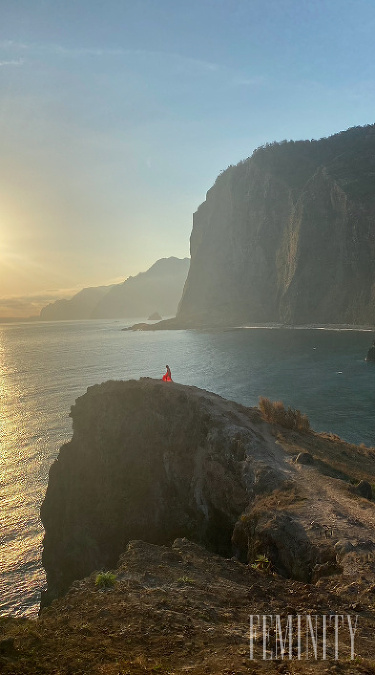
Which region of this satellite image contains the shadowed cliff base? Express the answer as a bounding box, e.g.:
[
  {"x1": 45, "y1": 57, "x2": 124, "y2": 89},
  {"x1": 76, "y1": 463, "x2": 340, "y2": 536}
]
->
[{"x1": 40, "y1": 378, "x2": 375, "y2": 613}]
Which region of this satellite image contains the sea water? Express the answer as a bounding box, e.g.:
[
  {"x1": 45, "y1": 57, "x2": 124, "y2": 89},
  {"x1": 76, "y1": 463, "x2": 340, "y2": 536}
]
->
[{"x1": 0, "y1": 320, "x2": 374, "y2": 617}]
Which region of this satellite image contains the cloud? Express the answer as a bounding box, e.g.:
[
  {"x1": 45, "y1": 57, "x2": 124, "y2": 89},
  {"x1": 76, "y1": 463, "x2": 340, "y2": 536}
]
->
[
  {"x1": 0, "y1": 39, "x2": 265, "y2": 90},
  {"x1": 0, "y1": 40, "x2": 28, "y2": 50},
  {"x1": 0, "y1": 39, "x2": 221, "y2": 74},
  {"x1": 0, "y1": 296, "x2": 45, "y2": 318},
  {"x1": 232, "y1": 75, "x2": 265, "y2": 87},
  {"x1": 0, "y1": 288, "x2": 77, "y2": 317},
  {"x1": 0, "y1": 58, "x2": 24, "y2": 67},
  {"x1": 0, "y1": 275, "x2": 123, "y2": 318}
]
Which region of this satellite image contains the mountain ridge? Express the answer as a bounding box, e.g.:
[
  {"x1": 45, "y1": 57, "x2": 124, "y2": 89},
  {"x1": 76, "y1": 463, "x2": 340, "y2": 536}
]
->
[
  {"x1": 39, "y1": 256, "x2": 189, "y2": 321},
  {"x1": 139, "y1": 125, "x2": 375, "y2": 330}
]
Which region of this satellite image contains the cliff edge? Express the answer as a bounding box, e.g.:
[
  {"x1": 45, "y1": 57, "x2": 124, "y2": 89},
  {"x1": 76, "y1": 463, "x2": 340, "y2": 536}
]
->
[{"x1": 41, "y1": 378, "x2": 375, "y2": 609}]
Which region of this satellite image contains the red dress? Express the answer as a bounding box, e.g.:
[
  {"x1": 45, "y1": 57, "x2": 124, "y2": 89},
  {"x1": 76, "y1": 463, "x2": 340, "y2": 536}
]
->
[{"x1": 162, "y1": 367, "x2": 172, "y2": 381}]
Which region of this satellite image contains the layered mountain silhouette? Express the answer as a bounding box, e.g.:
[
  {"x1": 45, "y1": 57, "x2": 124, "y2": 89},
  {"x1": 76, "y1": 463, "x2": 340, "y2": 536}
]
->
[{"x1": 40, "y1": 257, "x2": 189, "y2": 320}]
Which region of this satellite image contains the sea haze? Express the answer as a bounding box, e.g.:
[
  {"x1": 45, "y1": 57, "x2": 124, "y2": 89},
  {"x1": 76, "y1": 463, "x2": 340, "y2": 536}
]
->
[{"x1": 0, "y1": 320, "x2": 374, "y2": 617}]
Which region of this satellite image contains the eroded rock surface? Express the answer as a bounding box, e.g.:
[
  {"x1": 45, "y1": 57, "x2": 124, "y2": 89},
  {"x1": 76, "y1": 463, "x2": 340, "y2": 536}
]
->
[{"x1": 41, "y1": 378, "x2": 375, "y2": 608}]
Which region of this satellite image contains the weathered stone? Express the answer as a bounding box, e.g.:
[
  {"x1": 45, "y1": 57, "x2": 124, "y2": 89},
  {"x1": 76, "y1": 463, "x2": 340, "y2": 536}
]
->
[
  {"x1": 354, "y1": 480, "x2": 373, "y2": 500},
  {"x1": 40, "y1": 377, "x2": 374, "y2": 612},
  {"x1": 41, "y1": 379, "x2": 260, "y2": 607},
  {"x1": 233, "y1": 509, "x2": 339, "y2": 583},
  {"x1": 334, "y1": 540, "x2": 354, "y2": 560}
]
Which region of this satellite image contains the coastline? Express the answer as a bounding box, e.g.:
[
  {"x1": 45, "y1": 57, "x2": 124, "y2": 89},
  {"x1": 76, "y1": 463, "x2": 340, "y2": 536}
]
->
[{"x1": 125, "y1": 318, "x2": 375, "y2": 333}]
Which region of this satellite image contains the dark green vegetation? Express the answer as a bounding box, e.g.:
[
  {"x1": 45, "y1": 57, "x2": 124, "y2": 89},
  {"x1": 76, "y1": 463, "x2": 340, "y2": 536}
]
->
[{"x1": 94, "y1": 571, "x2": 117, "y2": 588}]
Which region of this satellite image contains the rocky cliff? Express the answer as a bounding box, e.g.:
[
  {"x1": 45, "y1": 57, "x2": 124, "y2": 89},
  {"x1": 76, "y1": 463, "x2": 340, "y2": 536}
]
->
[
  {"x1": 4, "y1": 537, "x2": 375, "y2": 672},
  {"x1": 41, "y1": 378, "x2": 375, "y2": 609},
  {"x1": 176, "y1": 124, "x2": 375, "y2": 327}
]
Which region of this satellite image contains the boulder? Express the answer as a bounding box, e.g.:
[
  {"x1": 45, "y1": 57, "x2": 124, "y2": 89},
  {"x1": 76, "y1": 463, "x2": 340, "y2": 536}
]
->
[
  {"x1": 295, "y1": 451, "x2": 315, "y2": 465},
  {"x1": 233, "y1": 509, "x2": 339, "y2": 582},
  {"x1": 354, "y1": 480, "x2": 373, "y2": 500}
]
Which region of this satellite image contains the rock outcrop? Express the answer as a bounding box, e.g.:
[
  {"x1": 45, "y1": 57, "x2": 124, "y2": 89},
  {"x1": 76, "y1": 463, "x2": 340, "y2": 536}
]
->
[
  {"x1": 41, "y1": 379, "x2": 375, "y2": 608},
  {"x1": 5, "y1": 537, "x2": 375, "y2": 673},
  {"x1": 174, "y1": 124, "x2": 375, "y2": 327}
]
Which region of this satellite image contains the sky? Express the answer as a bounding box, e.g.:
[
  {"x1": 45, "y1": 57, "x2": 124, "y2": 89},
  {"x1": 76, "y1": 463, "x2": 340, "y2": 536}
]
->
[{"x1": 1, "y1": 0, "x2": 375, "y2": 317}]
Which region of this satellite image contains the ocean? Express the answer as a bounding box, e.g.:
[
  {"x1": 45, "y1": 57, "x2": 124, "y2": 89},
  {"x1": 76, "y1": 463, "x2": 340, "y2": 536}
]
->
[{"x1": 0, "y1": 319, "x2": 374, "y2": 617}]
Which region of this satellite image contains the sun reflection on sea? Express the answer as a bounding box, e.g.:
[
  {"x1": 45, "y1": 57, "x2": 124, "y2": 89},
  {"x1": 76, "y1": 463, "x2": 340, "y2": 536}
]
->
[{"x1": 0, "y1": 329, "x2": 47, "y2": 617}]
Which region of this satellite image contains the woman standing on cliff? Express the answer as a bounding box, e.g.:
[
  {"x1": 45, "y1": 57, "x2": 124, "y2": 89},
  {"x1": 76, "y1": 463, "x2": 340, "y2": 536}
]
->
[{"x1": 162, "y1": 365, "x2": 172, "y2": 381}]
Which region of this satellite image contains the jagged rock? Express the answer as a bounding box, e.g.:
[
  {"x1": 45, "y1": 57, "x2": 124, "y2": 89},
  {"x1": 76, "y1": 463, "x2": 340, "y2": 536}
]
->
[
  {"x1": 366, "y1": 344, "x2": 375, "y2": 362},
  {"x1": 40, "y1": 378, "x2": 375, "y2": 610},
  {"x1": 233, "y1": 509, "x2": 338, "y2": 582},
  {"x1": 334, "y1": 540, "x2": 354, "y2": 560},
  {"x1": 312, "y1": 559, "x2": 343, "y2": 582},
  {"x1": 41, "y1": 379, "x2": 262, "y2": 607},
  {"x1": 252, "y1": 464, "x2": 291, "y2": 495}
]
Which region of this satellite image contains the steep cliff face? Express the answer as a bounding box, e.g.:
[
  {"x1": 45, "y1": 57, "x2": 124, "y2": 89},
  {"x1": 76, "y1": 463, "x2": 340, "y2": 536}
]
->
[
  {"x1": 40, "y1": 379, "x2": 255, "y2": 605},
  {"x1": 41, "y1": 378, "x2": 375, "y2": 608},
  {"x1": 177, "y1": 125, "x2": 375, "y2": 326}
]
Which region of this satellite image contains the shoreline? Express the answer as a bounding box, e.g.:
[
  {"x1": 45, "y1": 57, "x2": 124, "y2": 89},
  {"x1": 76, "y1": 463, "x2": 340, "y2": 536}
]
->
[{"x1": 126, "y1": 318, "x2": 375, "y2": 333}]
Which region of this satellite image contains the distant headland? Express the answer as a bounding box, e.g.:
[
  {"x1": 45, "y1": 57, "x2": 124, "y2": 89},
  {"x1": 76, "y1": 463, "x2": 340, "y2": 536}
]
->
[{"x1": 131, "y1": 124, "x2": 375, "y2": 331}]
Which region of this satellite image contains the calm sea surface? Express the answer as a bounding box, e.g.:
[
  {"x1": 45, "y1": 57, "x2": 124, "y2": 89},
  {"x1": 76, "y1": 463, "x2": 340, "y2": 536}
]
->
[{"x1": 0, "y1": 319, "x2": 374, "y2": 617}]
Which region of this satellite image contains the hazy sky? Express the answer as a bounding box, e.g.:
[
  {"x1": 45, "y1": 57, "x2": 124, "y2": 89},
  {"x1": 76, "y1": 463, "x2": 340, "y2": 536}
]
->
[{"x1": 1, "y1": 0, "x2": 375, "y2": 316}]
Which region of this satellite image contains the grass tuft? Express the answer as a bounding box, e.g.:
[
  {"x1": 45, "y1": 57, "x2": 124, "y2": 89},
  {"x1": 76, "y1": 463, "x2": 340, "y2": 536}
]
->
[
  {"x1": 259, "y1": 396, "x2": 310, "y2": 432},
  {"x1": 95, "y1": 571, "x2": 117, "y2": 589},
  {"x1": 176, "y1": 576, "x2": 195, "y2": 585},
  {"x1": 250, "y1": 554, "x2": 272, "y2": 573}
]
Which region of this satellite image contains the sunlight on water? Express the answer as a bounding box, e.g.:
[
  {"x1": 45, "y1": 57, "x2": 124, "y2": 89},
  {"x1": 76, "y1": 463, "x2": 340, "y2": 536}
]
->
[{"x1": 0, "y1": 320, "x2": 374, "y2": 617}]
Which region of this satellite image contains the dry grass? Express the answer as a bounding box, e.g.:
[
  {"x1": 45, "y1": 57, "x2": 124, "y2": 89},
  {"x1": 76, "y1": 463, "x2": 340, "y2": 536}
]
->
[{"x1": 258, "y1": 396, "x2": 311, "y2": 432}]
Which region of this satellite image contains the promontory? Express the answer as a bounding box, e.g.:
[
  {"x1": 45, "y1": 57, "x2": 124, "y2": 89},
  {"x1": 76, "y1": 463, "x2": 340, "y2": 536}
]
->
[
  {"x1": 137, "y1": 124, "x2": 375, "y2": 330},
  {"x1": 2, "y1": 378, "x2": 375, "y2": 673}
]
